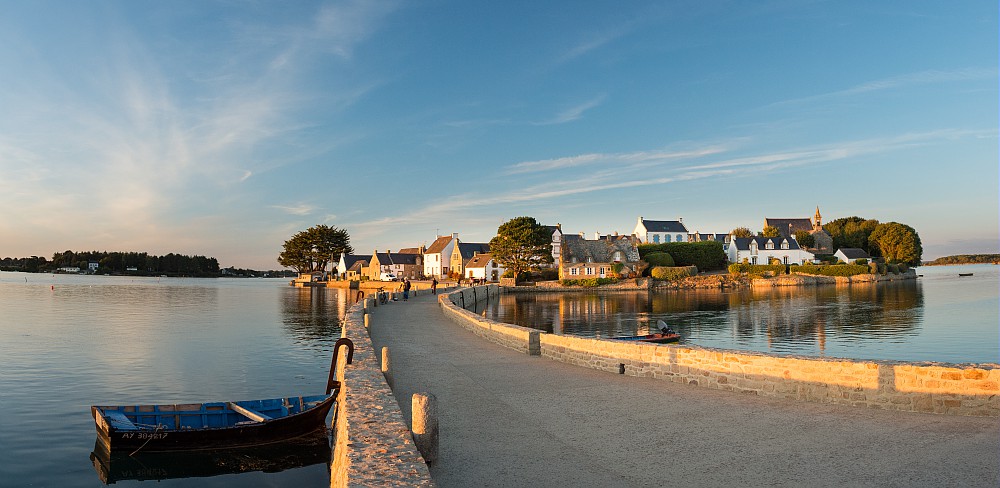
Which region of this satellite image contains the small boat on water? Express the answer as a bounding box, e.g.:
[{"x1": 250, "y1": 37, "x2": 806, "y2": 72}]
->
[
  {"x1": 613, "y1": 332, "x2": 681, "y2": 344},
  {"x1": 92, "y1": 394, "x2": 336, "y2": 452},
  {"x1": 959, "y1": 273, "x2": 974, "y2": 277}
]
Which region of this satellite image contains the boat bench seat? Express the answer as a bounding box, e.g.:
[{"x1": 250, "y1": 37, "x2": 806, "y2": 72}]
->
[
  {"x1": 103, "y1": 410, "x2": 138, "y2": 430},
  {"x1": 228, "y1": 402, "x2": 272, "y2": 422}
]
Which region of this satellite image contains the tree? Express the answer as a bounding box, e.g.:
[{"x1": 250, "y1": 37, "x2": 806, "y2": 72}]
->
[
  {"x1": 730, "y1": 227, "x2": 753, "y2": 238},
  {"x1": 869, "y1": 222, "x2": 922, "y2": 266},
  {"x1": 824, "y1": 216, "x2": 879, "y2": 255},
  {"x1": 278, "y1": 225, "x2": 354, "y2": 273},
  {"x1": 489, "y1": 216, "x2": 553, "y2": 281},
  {"x1": 759, "y1": 225, "x2": 781, "y2": 238},
  {"x1": 794, "y1": 231, "x2": 815, "y2": 248}
]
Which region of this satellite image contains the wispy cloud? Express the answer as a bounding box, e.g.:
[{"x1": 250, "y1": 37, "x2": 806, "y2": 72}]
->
[
  {"x1": 271, "y1": 204, "x2": 316, "y2": 216},
  {"x1": 533, "y1": 95, "x2": 606, "y2": 125},
  {"x1": 505, "y1": 145, "x2": 729, "y2": 174},
  {"x1": 772, "y1": 67, "x2": 997, "y2": 106}
]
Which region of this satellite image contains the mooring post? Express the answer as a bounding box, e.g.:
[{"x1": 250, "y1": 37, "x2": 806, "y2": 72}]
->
[
  {"x1": 412, "y1": 393, "x2": 438, "y2": 465},
  {"x1": 381, "y1": 346, "x2": 393, "y2": 389},
  {"x1": 364, "y1": 313, "x2": 371, "y2": 330}
]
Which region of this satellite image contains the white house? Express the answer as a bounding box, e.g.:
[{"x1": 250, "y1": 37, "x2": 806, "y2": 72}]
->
[
  {"x1": 634, "y1": 217, "x2": 689, "y2": 244},
  {"x1": 337, "y1": 254, "x2": 372, "y2": 278},
  {"x1": 464, "y1": 253, "x2": 505, "y2": 282},
  {"x1": 423, "y1": 233, "x2": 459, "y2": 278},
  {"x1": 834, "y1": 248, "x2": 871, "y2": 264},
  {"x1": 545, "y1": 224, "x2": 563, "y2": 264},
  {"x1": 728, "y1": 236, "x2": 815, "y2": 265}
]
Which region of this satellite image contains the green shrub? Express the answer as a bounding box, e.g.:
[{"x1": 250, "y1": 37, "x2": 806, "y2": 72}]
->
[
  {"x1": 644, "y1": 252, "x2": 675, "y2": 267},
  {"x1": 790, "y1": 264, "x2": 870, "y2": 277},
  {"x1": 728, "y1": 263, "x2": 785, "y2": 276},
  {"x1": 650, "y1": 266, "x2": 697, "y2": 281},
  {"x1": 560, "y1": 278, "x2": 618, "y2": 287},
  {"x1": 898, "y1": 263, "x2": 909, "y2": 273},
  {"x1": 855, "y1": 258, "x2": 868, "y2": 265},
  {"x1": 535, "y1": 268, "x2": 559, "y2": 281},
  {"x1": 887, "y1": 264, "x2": 900, "y2": 274},
  {"x1": 639, "y1": 241, "x2": 726, "y2": 271}
]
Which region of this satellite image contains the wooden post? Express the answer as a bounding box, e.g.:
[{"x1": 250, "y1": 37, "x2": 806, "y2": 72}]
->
[
  {"x1": 381, "y1": 346, "x2": 393, "y2": 389},
  {"x1": 412, "y1": 393, "x2": 438, "y2": 465}
]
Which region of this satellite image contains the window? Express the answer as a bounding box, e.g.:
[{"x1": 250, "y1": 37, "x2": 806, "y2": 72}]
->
[
  {"x1": 766, "y1": 241, "x2": 774, "y2": 250},
  {"x1": 585, "y1": 267, "x2": 594, "y2": 275},
  {"x1": 652, "y1": 234, "x2": 660, "y2": 244},
  {"x1": 676, "y1": 234, "x2": 684, "y2": 242},
  {"x1": 665, "y1": 234, "x2": 672, "y2": 242},
  {"x1": 570, "y1": 267, "x2": 579, "y2": 276},
  {"x1": 613, "y1": 251, "x2": 623, "y2": 262},
  {"x1": 599, "y1": 267, "x2": 607, "y2": 275},
  {"x1": 781, "y1": 240, "x2": 789, "y2": 250}
]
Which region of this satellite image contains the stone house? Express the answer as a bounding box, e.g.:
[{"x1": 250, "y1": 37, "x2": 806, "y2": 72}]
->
[
  {"x1": 728, "y1": 237, "x2": 815, "y2": 265},
  {"x1": 834, "y1": 248, "x2": 871, "y2": 264},
  {"x1": 464, "y1": 253, "x2": 505, "y2": 282},
  {"x1": 764, "y1": 207, "x2": 833, "y2": 254},
  {"x1": 689, "y1": 232, "x2": 731, "y2": 252},
  {"x1": 337, "y1": 254, "x2": 371, "y2": 280},
  {"x1": 450, "y1": 242, "x2": 490, "y2": 278},
  {"x1": 560, "y1": 233, "x2": 642, "y2": 279},
  {"x1": 633, "y1": 217, "x2": 689, "y2": 244},
  {"x1": 366, "y1": 250, "x2": 423, "y2": 281},
  {"x1": 423, "y1": 234, "x2": 458, "y2": 278}
]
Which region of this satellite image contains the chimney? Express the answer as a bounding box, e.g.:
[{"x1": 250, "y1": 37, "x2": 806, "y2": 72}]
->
[
  {"x1": 595, "y1": 231, "x2": 600, "y2": 240},
  {"x1": 557, "y1": 223, "x2": 562, "y2": 230},
  {"x1": 679, "y1": 217, "x2": 683, "y2": 223},
  {"x1": 452, "y1": 232, "x2": 459, "y2": 239}
]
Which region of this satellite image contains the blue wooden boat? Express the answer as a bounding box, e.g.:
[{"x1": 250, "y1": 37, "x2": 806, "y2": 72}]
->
[{"x1": 92, "y1": 394, "x2": 336, "y2": 452}]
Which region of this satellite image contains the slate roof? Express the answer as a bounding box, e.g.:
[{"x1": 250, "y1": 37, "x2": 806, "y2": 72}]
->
[
  {"x1": 342, "y1": 254, "x2": 372, "y2": 268},
  {"x1": 425, "y1": 235, "x2": 454, "y2": 254},
  {"x1": 837, "y1": 248, "x2": 870, "y2": 259},
  {"x1": 455, "y1": 242, "x2": 490, "y2": 261},
  {"x1": 764, "y1": 218, "x2": 813, "y2": 238},
  {"x1": 562, "y1": 235, "x2": 640, "y2": 263},
  {"x1": 348, "y1": 260, "x2": 367, "y2": 272},
  {"x1": 465, "y1": 253, "x2": 494, "y2": 269},
  {"x1": 397, "y1": 247, "x2": 422, "y2": 255},
  {"x1": 640, "y1": 219, "x2": 688, "y2": 233},
  {"x1": 375, "y1": 252, "x2": 421, "y2": 266},
  {"x1": 690, "y1": 233, "x2": 730, "y2": 243},
  {"x1": 732, "y1": 237, "x2": 801, "y2": 251}
]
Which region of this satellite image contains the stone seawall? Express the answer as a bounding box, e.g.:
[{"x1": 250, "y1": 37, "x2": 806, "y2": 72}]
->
[
  {"x1": 330, "y1": 303, "x2": 433, "y2": 487},
  {"x1": 440, "y1": 286, "x2": 999, "y2": 417}
]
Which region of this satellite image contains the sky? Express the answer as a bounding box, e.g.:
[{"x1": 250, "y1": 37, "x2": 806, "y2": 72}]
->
[{"x1": 0, "y1": 1, "x2": 996, "y2": 269}]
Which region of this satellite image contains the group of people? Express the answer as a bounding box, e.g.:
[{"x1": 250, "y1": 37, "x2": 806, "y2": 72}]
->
[{"x1": 392, "y1": 276, "x2": 490, "y2": 302}]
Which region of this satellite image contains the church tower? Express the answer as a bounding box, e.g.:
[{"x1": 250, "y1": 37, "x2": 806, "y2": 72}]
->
[{"x1": 813, "y1": 206, "x2": 822, "y2": 230}]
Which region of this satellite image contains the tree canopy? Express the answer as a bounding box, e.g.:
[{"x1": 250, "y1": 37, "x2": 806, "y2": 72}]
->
[
  {"x1": 793, "y1": 230, "x2": 815, "y2": 248},
  {"x1": 730, "y1": 227, "x2": 753, "y2": 238},
  {"x1": 489, "y1": 216, "x2": 553, "y2": 280},
  {"x1": 759, "y1": 225, "x2": 781, "y2": 238},
  {"x1": 869, "y1": 222, "x2": 922, "y2": 266},
  {"x1": 278, "y1": 225, "x2": 353, "y2": 273},
  {"x1": 824, "y1": 216, "x2": 880, "y2": 254}
]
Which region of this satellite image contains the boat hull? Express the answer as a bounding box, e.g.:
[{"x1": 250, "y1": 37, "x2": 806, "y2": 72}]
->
[
  {"x1": 92, "y1": 394, "x2": 335, "y2": 452},
  {"x1": 612, "y1": 333, "x2": 681, "y2": 344}
]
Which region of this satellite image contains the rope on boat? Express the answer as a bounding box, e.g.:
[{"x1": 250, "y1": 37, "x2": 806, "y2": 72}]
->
[{"x1": 129, "y1": 424, "x2": 164, "y2": 457}]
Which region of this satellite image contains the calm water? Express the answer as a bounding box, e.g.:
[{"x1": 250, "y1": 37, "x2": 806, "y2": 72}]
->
[
  {"x1": 472, "y1": 264, "x2": 1000, "y2": 364},
  {"x1": 0, "y1": 273, "x2": 353, "y2": 487}
]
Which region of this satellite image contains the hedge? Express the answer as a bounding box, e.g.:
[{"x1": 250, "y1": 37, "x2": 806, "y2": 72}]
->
[
  {"x1": 638, "y1": 241, "x2": 726, "y2": 271},
  {"x1": 650, "y1": 266, "x2": 698, "y2": 281},
  {"x1": 790, "y1": 264, "x2": 870, "y2": 277},
  {"x1": 560, "y1": 278, "x2": 619, "y2": 287},
  {"x1": 644, "y1": 252, "x2": 675, "y2": 267},
  {"x1": 728, "y1": 263, "x2": 786, "y2": 276}
]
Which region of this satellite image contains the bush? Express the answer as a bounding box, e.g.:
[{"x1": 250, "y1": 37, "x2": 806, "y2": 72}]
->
[
  {"x1": 855, "y1": 258, "x2": 868, "y2": 265},
  {"x1": 650, "y1": 266, "x2": 697, "y2": 281},
  {"x1": 638, "y1": 241, "x2": 726, "y2": 271},
  {"x1": 790, "y1": 264, "x2": 870, "y2": 277},
  {"x1": 887, "y1": 264, "x2": 900, "y2": 274},
  {"x1": 728, "y1": 263, "x2": 786, "y2": 276},
  {"x1": 560, "y1": 278, "x2": 618, "y2": 287},
  {"x1": 535, "y1": 268, "x2": 559, "y2": 281},
  {"x1": 644, "y1": 252, "x2": 675, "y2": 267}
]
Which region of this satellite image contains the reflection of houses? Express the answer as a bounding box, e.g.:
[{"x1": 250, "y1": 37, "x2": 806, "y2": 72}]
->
[
  {"x1": 366, "y1": 250, "x2": 423, "y2": 281},
  {"x1": 560, "y1": 233, "x2": 642, "y2": 279},
  {"x1": 424, "y1": 234, "x2": 458, "y2": 278},
  {"x1": 834, "y1": 248, "x2": 870, "y2": 264},
  {"x1": 337, "y1": 254, "x2": 371, "y2": 280},
  {"x1": 728, "y1": 237, "x2": 815, "y2": 265},
  {"x1": 764, "y1": 207, "x2": 832, "y2": 253},
  {"x1": 634, "y1": 217, "x2": 689, "y2": 244},
  {"x1": 465, "y1": 253, "x2": 505, "y2": 282},
  {"x1": 450, "y1": 242, "x2": 490, "y2": 278}
]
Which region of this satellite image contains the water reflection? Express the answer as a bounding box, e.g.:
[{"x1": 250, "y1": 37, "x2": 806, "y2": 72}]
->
[
  {"x1": 280, "y1": 288, "x2": 353, "y2": 348},
  {"x1": 90, "y1": 431, "x2": 332, "y2": 484},
  {"x1": 472, "y1": 281, "x2": 937, "y2": 362}
]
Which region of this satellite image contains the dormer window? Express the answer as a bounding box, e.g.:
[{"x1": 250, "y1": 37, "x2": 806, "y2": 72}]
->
[
  {"x1": 613, "y1": 251, "x2": 623, "y2": 262},
  {"x1": 766, "y1": 241, "x2": 774, "y2": 250},
  {"x1": 781, "y1": 240, "x2": 789, "y2": 250}
]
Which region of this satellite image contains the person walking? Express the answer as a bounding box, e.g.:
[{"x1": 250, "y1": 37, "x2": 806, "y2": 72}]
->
[
  {"x1": 431, "y1": 278, "x2": 437, "y2": 295},
  {"x1": 403, "y1": 279, "x2": 411, "y2": 301}
]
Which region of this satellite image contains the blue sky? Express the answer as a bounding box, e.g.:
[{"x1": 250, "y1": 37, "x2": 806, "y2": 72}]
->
[{"x1": 0, "y1": 1, "x2": 995, "y2": 269}]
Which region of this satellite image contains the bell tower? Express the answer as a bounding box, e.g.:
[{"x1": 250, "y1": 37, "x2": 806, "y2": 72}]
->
[{"x1": 813, "y1": 206, "x2": 822, "y2": 230}]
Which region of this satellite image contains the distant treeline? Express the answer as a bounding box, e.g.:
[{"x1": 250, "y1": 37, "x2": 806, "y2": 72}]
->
[
  {"x1": 924, "y1": 254, "x2": 1000, "y2": 266},
  {"x1": 1, "y1": 251, "x2": 220, "y2": 276}
]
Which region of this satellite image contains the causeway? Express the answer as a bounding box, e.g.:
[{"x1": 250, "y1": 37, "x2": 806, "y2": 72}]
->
[{"x1": 367, "y1": 292, "x2": 998, "y2": 487}]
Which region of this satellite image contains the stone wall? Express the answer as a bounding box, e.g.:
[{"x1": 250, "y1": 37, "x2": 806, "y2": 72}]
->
[
  {"x1": 440, "y1": 285, "x2": 539, "y2": 355},
  {"x1": 330, "y1": 302, "x2": 434, "y2": 486},
  {"x1": 440, "y1": 286, "x2": 999, "y2": 417}
]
